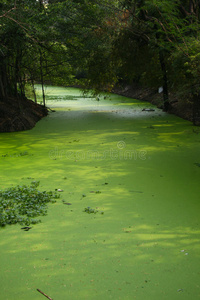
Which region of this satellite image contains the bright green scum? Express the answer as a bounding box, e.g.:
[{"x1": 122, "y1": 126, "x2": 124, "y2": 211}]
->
[{"x1": 0, "y1": 86, "x2": 200, "y2": 300}]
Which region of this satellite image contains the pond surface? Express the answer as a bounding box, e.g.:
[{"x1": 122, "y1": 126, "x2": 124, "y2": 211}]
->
[{"x1": 0, "y1": 86, "x2": 200, "y2": 300}]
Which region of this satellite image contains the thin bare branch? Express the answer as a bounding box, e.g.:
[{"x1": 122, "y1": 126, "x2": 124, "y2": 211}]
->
[
  {"x1": 0, "y1": 6, "x2": 16, "y2": 18},
  {"x1": 37, "y1": 289, "x2": 53, "y2": 300}
]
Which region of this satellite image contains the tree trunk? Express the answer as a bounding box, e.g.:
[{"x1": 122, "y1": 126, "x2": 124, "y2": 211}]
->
[
  {"x1": 39, "y1": 50, "x2": 46, "y2": 107},
  {"x1": 0, "y1": 74, "x2": 5, "y2": 99},
  {"x1": 31, "y1": 78, "x2": 37, "y2": 103},
  {"x1": 0, "y1": 63, "x2": 8, "y2": 99},
  {"x1": 189, "y1": 0, "x2": 195, "y2": 14},
  {"x1": 159, "y1": 50, "x2": 170, "y2": 111},
  {"x1": 192, "y1": 93, "x2": 200, "y2": 125}
]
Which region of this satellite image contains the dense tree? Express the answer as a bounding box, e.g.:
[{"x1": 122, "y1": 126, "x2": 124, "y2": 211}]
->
[
  {"x1": 92, "y1": 0, "x2": 200, "y2": 117},
  {"x1": 0, "y1": 0, "x2": 78, "y2": 104},
  {"x1": 0, "y1": 0, "x2": 117, "y2": 101}
]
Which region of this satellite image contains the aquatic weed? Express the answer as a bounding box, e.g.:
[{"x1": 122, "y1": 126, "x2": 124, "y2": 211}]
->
[
  {"x1": 0, "y1": 181, "x2": 60, "y2": 227},
  {"x1": 83, "y1": 207, "x2": 104, "y2": 215}
]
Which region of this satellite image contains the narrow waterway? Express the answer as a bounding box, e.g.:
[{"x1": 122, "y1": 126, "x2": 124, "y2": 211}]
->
[{"x1": 0, "y1": 86, "x2": 200, "y2": 300}]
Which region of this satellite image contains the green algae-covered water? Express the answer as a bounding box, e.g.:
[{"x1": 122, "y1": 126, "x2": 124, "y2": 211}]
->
[{"x1": 0, "y1": 86, "x2": 200, "y2": 300}]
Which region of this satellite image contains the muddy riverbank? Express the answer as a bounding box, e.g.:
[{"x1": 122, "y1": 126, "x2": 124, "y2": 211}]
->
[
  {"x1": 0, "y1": 96, "x2": 48, "y2": 132},
  {"x1": 113, "y1": 84, "x2": 194, "y2": 124}
]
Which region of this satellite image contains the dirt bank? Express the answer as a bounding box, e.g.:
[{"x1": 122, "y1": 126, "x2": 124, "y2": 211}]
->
[
  {"x1": 0, "y1": 97, "x2": 48, "y2": 132},
  {"x1": 113, "y1": 84, "x2": 195, "y2": 124}
]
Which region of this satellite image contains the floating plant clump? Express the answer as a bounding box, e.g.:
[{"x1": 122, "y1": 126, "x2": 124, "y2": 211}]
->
[
  {"x1": 83, "y1": 207, "x2": 104, "y2": 215},
  {"x1": 0, "y1": 181, "x2": 60, "y2": 227}
]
